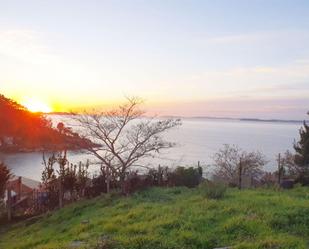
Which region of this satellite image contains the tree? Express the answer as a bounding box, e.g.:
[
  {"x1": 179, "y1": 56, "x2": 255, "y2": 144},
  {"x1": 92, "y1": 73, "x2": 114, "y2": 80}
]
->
[
  {"x1": 0, "y1": 94, "x2": 93, "y2": 152},
  {"x1": 41, "y1": 153, "x2": 58, "y2": 208},
  {"x1": 0, "y1": 162, "x2": 11, "y2": 198},
  {"x1": 77, "y1": 161, "x2": 90, "y2": 196},
  {"x1": 213, "y1": 144, "x2": 267, "y2": 188},
  {"x1": 276, "y1": 150, "x2": 300, "y2": 179},
  {"x1": 73, "y1": 97, "x2": 181, "y2": 193},
  {"x1": 42, "y1": 152, "x2": 90, "y2": 208},
  {"x1": 294, "y1": 114, "x2": 309, "y2": 184},
  {"x1": 0, "y1": 162, "x2": 11, "y2": 222}
]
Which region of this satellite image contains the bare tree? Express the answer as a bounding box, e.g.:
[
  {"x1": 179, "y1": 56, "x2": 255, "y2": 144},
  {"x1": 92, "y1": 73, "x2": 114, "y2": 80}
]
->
[
  {"x1": 277, "y1": 150, "x2": 302, "y2": 179},
  {"x1": 0, "y1": 162, "x2": 12, "y2": 221},
  {"x1": 73, "y1": 97, "x2": 181, "y2": 193},
  {"x1": 212, "y1": 144, "x2": 267, "y2": 188},
  {"x1": 0, "y1": 161, "x2": 11, "y2": 199}
]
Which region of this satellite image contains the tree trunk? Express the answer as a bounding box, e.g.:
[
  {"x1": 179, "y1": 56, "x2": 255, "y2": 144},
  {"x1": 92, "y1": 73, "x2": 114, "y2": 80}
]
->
[{"x1": 120, "y1": 173, "x2": 126, "y2": 195}]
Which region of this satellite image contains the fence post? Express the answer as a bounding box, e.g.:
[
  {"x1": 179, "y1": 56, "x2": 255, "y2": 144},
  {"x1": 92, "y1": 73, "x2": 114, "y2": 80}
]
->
[
  {"x1": 158, "y1": 165, "x2": 162, "y2": 186},
  {"x1": 278, "y1": 153, "x2": 281, "y2": 187},
  {"x1": 18, "y1": 176, "x2": 22, "y2": 200},
  {"x1": 7, "y1": 184, "x2": 12, "y2": 221},
  {"x1": 238, "y1": 158, "x2": 242, "y2": 190},
  {"x1": 106, "y1": 166, "x2": 110, "y2": 194},
  {"x1": 59, "y1": 178, "x2": 63, "y2": 208}
]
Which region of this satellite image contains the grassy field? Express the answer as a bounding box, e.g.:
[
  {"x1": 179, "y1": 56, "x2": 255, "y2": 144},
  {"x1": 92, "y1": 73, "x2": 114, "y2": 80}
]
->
[{"x1": 0, "y1": 186, "x2": 308, "y2": 249}]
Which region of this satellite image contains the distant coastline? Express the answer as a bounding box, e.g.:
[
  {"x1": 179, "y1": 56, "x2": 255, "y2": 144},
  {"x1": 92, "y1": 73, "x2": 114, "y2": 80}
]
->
[
  {"x1": 190, "y1": 116, "x2": 306, "y2": 124},
  {"x1": 47, "y1": 111, "x2": 73, "y2": 115},
  {"x1": 48, "y1": 112, "x2": 307, "y2": 124},
  {"x1": 161, "y1": 115, "x2": 307, "y2": 124}
]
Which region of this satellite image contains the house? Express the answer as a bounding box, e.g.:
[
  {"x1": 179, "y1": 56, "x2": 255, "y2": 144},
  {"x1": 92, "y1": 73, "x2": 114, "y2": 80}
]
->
[{"x1": 5, "y1": 176, "x2": 41, "y2": 209}]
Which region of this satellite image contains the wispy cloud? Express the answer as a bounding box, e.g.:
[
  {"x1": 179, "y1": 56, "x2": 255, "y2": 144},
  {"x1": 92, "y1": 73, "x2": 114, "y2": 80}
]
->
[
  {"x1": 0, "y1": 28, "x2": 308, "y2": 119},
  {"x1": 147, "y1": 97, "x2": 309, "y2": 119},
  {"x1": 185, "y1": 59, "x2": 309, "y2": 100},
  {"x1": 206, "y1": 30, "x2": 309, "y2": 45}
]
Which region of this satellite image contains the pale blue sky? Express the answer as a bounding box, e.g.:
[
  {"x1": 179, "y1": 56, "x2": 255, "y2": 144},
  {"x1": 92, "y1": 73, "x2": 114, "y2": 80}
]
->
[{"x1": 0, "y1": 0, "x2": 309, "y2": 119}]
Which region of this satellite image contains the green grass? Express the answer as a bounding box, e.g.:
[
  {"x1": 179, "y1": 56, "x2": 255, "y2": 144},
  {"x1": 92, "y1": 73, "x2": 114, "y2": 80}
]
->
[{"x1": 0, "y1": 186, "x2": 309, "y2": 249}]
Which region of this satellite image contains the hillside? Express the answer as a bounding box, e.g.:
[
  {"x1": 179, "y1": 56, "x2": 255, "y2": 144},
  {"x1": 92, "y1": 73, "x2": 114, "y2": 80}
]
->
[
  {"x1": 0, "y1": 187, "x2": 308, "y2": 249},
  {"x1": 0, "y1": 94, "x2": 92, "y2": 152}
]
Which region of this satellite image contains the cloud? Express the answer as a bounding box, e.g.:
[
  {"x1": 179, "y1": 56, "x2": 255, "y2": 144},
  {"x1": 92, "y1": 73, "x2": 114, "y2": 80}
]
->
[
  {"x1": 147, "y1": 97, "x2": 309, "y2": 119},
  {"x1": 0, "y1": 28, "x2": 308, "y2": 119},
  {"x1": 186, "y1": 59, "x2": 309, "y2": 100},
  {"x1": 206, "y1": 30, "x2": 309, "y2": 46}
]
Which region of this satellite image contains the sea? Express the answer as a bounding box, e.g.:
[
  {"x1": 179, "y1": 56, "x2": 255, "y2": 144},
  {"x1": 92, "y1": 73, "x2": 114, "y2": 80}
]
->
[{"x1": 0, "y1": 116, "x2": 302, "y2": 181}]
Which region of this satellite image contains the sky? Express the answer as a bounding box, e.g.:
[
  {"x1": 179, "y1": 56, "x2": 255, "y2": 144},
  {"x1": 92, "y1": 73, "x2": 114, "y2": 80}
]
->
[{"x1": 0, "y1": 0, "x2": 309, "y2": 119}]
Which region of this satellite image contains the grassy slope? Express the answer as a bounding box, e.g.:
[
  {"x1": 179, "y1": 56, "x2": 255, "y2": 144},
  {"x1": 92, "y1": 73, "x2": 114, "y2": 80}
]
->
[{"x1": 0, "y1": 187, "x2": 308, "y2": 249}]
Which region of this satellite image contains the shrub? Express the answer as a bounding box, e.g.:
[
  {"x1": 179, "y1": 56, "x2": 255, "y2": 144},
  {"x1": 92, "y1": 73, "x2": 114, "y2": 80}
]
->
[
  {"x1": 199, "y1": 181, "x2": 227, "y2": 199},
  {"x1": 168, "y1": 166, "x2": 203, "y2": 188},
  {"x1": 0, "y1": 199, "x2": 6, "y2": 222},
  {"x1": 123, "y1": 173, "x2": 153, "y2": 194}
]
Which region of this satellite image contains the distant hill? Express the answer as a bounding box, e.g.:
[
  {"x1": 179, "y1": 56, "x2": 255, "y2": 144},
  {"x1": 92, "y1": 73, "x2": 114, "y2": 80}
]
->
[{"x1": 0, "y1": 94, "x2": 91, "y2": 152}]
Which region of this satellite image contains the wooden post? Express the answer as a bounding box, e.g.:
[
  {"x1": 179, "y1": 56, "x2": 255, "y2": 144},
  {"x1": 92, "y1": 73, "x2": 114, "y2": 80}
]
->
[
  {"x1": 158, "y1": 165, "x2": 162, "y2": 186},
  {"x1": 197, "y1": 161, "x2": 203, "y2": 178},
  {"x1": 106, "y1": 166, "x2": 110, "y2": 194},
  {"x1": 250, "y1": 175, "x2": 254, "y2": 188},
  {"x1": 238, "y1": 158, "x2": 242, "y2": 190},
  {"x1": 59, "y1": 178, "x2": 63, "y2": 208},
  {"x1": 278, "y1": 153, "x2": 281, "y2": 187},
  {"x1": 7, "y1": 184, "x2": 12, "y2": 221},
  {"x1": 17, "y1": 176, "x2": 22, "y2": 200}
]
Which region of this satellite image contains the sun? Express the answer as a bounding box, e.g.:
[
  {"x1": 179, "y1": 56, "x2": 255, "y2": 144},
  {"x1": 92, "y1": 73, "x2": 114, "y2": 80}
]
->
[{"x1": 22, "y1": 98, "x2": 53, "y2": 113}]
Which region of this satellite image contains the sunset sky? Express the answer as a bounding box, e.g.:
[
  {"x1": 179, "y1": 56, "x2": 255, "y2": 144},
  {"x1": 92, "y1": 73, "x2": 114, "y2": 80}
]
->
[{"x1": 1, "y1": 0, "x2": 309, "y2": 119}]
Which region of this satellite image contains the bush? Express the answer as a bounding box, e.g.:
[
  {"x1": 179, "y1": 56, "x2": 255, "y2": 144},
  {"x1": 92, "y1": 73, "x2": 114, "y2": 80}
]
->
[
  {"x1": 199, "y1": 181, "x2": 227, "y2": 199},
  {"x1": 0, "y1": 199, "x2": 6, "y2": 221},
  {"x1": 168, "y1": 166, "x2": 203, "y2": 188},
  {"x1": 295, "y1": 175, "x2": 309, "y2": 186}
]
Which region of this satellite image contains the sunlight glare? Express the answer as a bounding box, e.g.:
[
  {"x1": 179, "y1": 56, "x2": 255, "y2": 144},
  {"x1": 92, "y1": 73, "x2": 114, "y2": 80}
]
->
[{"x1": 22, "y1": 98, "x2": 53, "y2": 113}]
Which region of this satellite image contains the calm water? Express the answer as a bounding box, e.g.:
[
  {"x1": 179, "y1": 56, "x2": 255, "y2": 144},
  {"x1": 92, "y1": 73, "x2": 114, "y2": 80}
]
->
[{"x1": 0, "y1": 118, "x2": 301, "y2": 181}]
